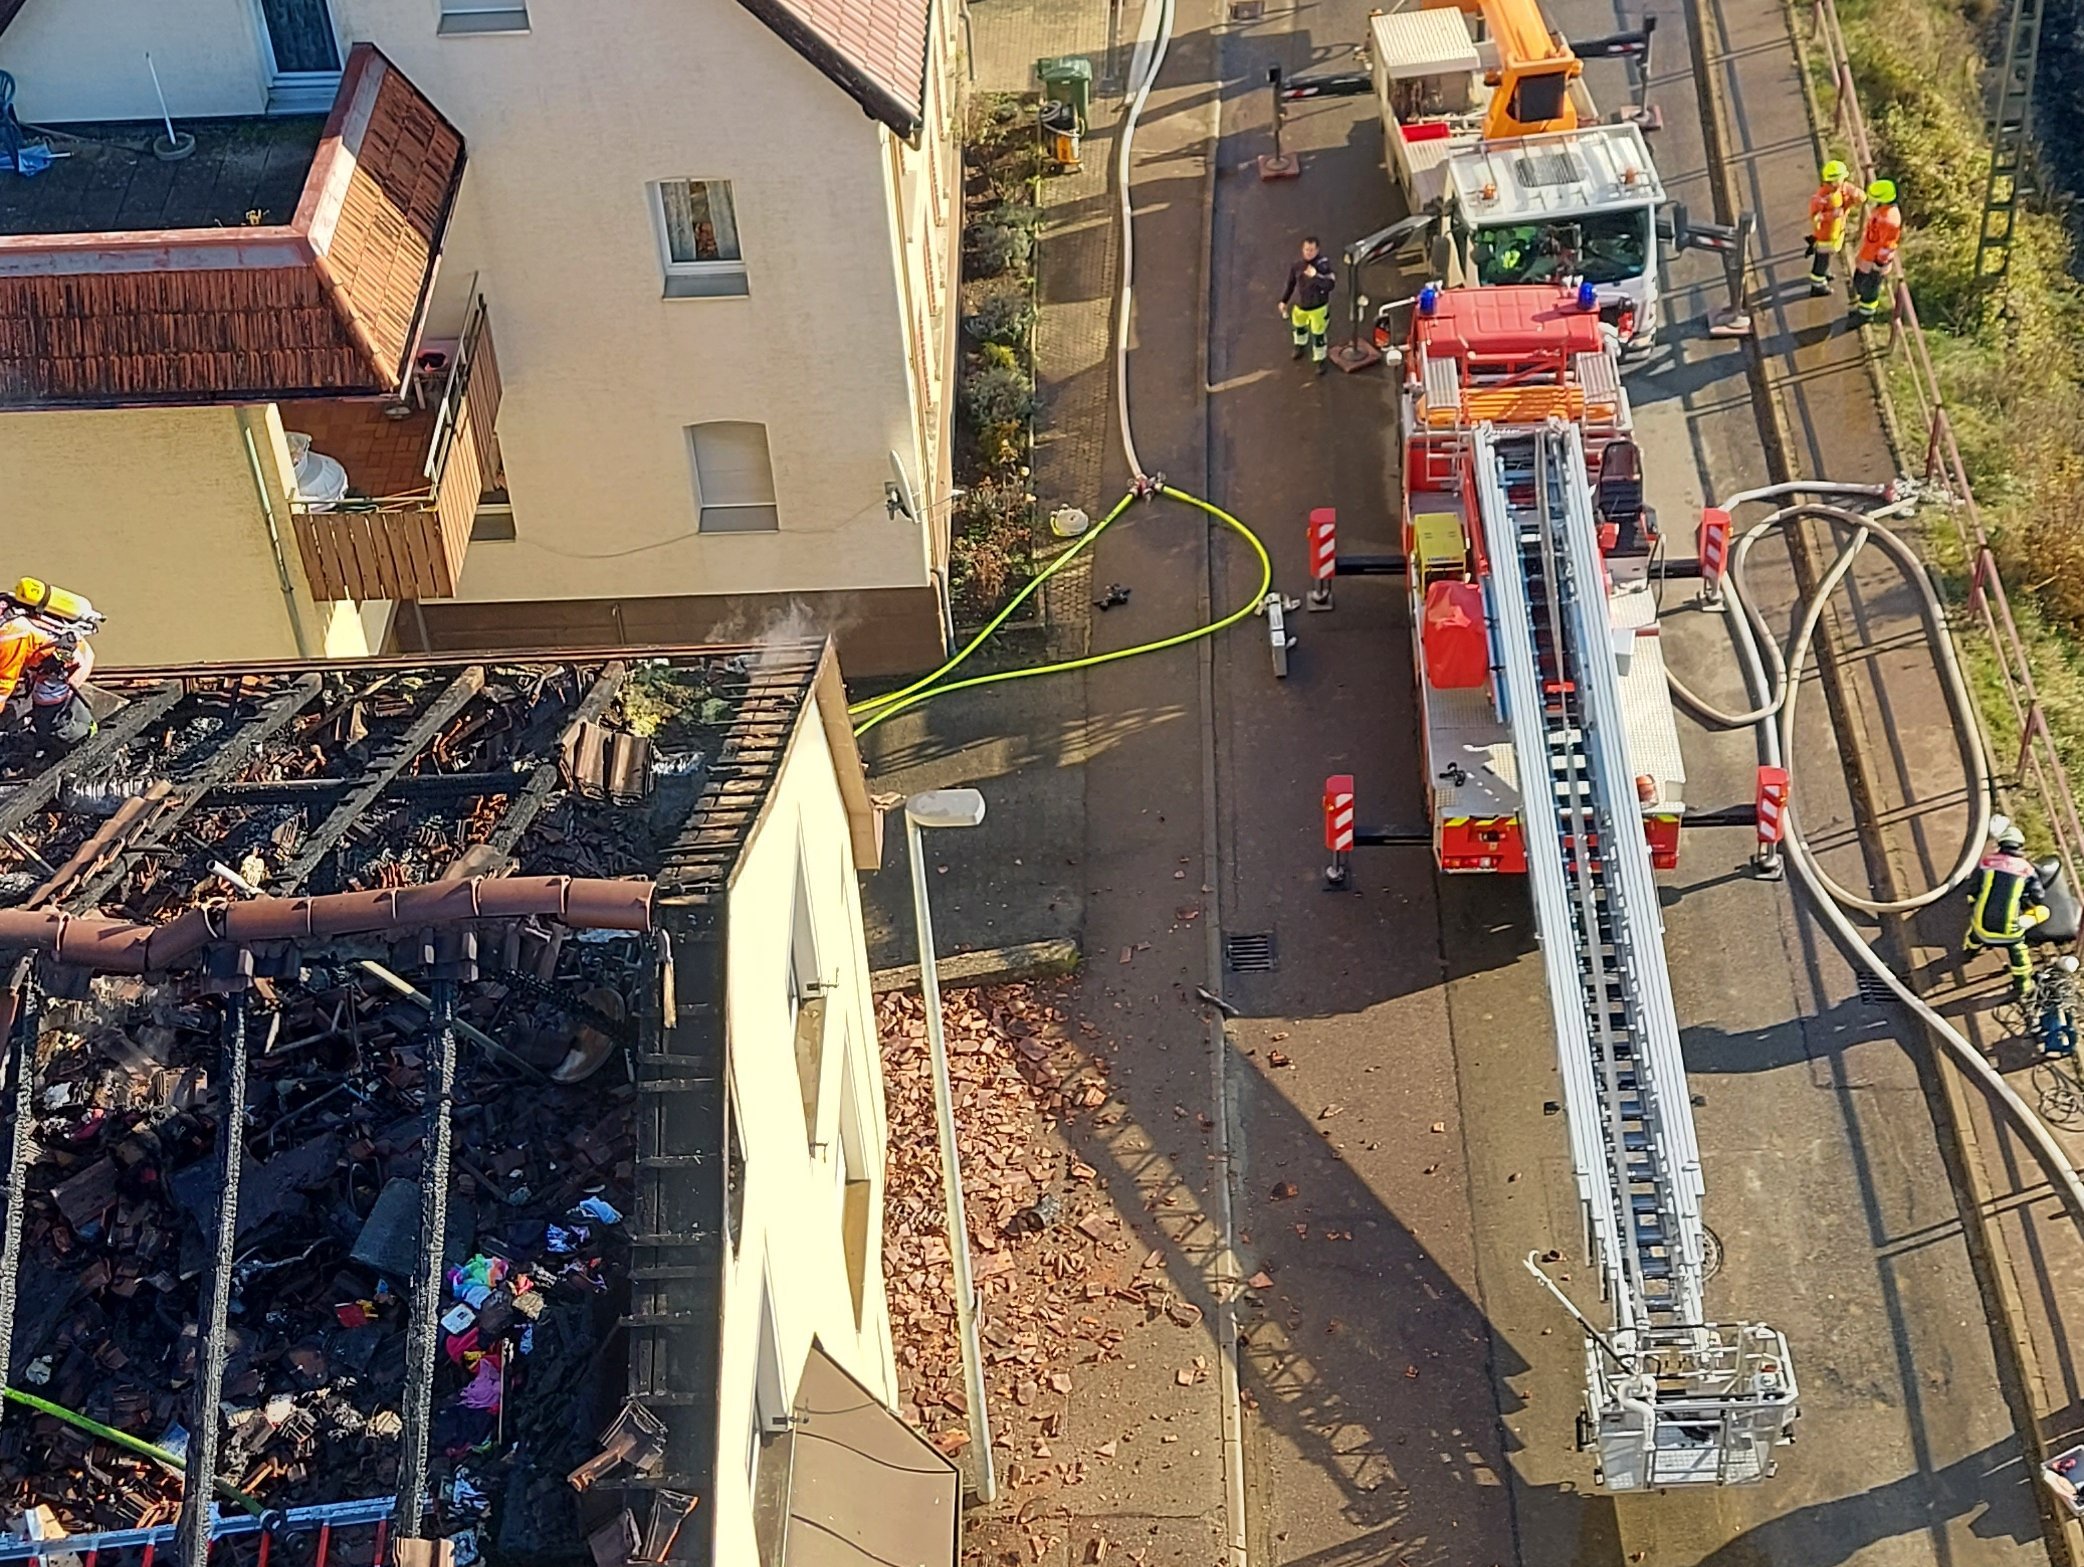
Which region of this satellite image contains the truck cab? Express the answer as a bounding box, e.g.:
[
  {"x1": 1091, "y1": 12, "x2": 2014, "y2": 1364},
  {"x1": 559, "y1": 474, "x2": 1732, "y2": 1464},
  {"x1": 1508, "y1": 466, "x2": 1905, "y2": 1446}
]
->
[
  {"x1": 1441, "y1": 127, "x2": 1665, "y2": 354},
  {"x1": 1368, "y1": 5, "x2": 1668, "y2": 356}
]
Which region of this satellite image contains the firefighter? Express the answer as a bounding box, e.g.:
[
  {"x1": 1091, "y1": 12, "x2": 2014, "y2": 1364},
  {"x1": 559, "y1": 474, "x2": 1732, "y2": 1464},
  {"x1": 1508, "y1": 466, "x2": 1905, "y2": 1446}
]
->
[
  {"x1": 1805, "y1": 160, "x2": 1863, "y2": 297},
  {"x1": 0, "y1": 579, "x2": 100, "y2": 750},
  {"x1": 1851, "y1": 178, "x2": 1903, "y2": 324},
  {"x1": 1963, "y1": 819, "x2": 2049, "y2": 998},
  {"x1": 1278, "y1": 235, "x2": 1338, "y2": 375}
]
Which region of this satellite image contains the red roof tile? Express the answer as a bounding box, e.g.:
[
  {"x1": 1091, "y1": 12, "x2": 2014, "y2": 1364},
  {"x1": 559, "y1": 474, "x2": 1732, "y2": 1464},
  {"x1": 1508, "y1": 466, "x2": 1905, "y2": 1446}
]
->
[
  {"x1": 737, "y1": 0, "x2": 931, "y2": 137},
  {"x1": 0, "y1": 45, "x2": 464, "y2": 409}
]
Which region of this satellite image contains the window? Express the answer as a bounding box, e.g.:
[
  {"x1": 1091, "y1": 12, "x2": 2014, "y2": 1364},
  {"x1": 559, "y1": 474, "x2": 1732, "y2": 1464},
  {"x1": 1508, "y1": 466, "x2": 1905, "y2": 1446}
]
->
[
  {"x1": 688, "y1": 422, "x2": 779, "y2": 533},
  {"x1": 837, "y1": 1039, "x2": 873, "y2": 1325},
  {"x1": 790, "y1": 848, "x2": 828, "y2": 1143},
  {"x1": 653, "y1": 179, "x2": 748, "y2": 298},
  {"x1": 438, "y1": 0, "x2": 530, "y2": 34}
]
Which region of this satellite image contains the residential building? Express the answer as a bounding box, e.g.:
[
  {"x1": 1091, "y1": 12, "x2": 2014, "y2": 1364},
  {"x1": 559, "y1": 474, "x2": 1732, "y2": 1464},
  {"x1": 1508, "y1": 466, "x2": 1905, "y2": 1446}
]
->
[
  {"x1": 0, "y1": 638, "x2": 959, "y2": 1565},
  {"x1": 0, "y1": 0, "x2": 960, "y2": 676}
]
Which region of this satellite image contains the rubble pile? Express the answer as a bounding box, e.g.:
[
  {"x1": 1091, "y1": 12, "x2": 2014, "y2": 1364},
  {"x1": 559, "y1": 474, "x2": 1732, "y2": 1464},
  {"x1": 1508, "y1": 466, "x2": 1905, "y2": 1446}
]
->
[
  {"x1": 878, "y1": 984, "x2": 1149, "y2": 1466},
  {"x1": 1, "y1": 936, "x2": 651, "y2": 1558}
]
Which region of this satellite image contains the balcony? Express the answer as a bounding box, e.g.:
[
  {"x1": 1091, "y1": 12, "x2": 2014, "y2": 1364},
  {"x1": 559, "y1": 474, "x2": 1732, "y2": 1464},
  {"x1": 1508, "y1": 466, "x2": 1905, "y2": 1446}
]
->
[{"x1": 286, "y1": 300, "x2": 503, "y2": 603}]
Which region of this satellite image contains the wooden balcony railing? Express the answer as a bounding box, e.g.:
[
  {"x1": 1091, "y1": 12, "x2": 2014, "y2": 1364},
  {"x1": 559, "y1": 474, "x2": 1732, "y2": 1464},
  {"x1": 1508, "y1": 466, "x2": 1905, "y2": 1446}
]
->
[{"x1": 291, "y1": 299, "x2": 502, "y2": 603}]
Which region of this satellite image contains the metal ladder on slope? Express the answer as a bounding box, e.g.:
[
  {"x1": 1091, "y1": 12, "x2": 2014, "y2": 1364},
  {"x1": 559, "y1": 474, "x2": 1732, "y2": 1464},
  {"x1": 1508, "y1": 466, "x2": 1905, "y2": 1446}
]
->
[
  {"x1": 1974, "y1": 0, "x2": 2047, "y2": 300},
  {"x1": 1474, "y1": 422, "x2": 1798, "y2": 1491}
]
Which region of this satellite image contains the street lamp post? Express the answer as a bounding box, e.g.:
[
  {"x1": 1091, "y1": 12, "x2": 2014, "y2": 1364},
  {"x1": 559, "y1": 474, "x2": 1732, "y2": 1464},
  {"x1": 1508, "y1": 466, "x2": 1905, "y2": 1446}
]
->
[{"x1": 904, "y1": 788, "x2": 996, "y2": 1505}]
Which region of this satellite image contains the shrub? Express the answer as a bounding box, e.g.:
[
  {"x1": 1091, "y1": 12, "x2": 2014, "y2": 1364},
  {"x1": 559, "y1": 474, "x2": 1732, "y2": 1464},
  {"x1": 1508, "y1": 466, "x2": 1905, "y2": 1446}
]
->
[
  {"x1": 979, "y1": 341, "x2": 1019, "y2": 371},
  {"x1": 968, "y1": 219, "x2": 1035, "y2": 277},
  {"x1": 966, "y1": 288, "x2": 1036, "y2": 347},
  {"x1": 960, "y1": 362, "x2": 1036, "y2": 430},
  {"x1": 951, "y1": 483, "x2": 1035, "y2": 609}
]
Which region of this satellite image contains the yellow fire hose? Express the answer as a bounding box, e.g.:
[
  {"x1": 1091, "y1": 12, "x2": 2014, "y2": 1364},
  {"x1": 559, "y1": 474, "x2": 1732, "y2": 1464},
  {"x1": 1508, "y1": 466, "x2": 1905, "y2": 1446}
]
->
[{"x1": 848, "y1": 485, "x2": 1272, "y2": 737}]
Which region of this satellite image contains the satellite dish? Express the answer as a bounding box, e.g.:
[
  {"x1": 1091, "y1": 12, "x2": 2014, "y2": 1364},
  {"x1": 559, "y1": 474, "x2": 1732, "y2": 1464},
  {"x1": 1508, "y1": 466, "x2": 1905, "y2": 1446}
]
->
[{"x1": 886, "y1": 449, "x2": 922, "y2": 524}]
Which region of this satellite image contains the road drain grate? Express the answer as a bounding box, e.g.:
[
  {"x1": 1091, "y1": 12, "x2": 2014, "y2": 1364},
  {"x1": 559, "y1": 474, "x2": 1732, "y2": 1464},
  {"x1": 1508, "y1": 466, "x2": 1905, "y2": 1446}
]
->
[
  {"x1": 1855, "y1": 970, "x2": 1895, "y2": 1007},
  {"x1": 1225, "y1": 932, "x2": 1277, "y2": 973}
]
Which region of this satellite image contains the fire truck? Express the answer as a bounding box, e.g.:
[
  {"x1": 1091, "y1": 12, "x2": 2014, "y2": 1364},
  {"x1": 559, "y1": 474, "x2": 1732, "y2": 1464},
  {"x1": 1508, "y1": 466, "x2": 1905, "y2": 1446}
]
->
[
  {"x1": 1370, "y1": 0, "x2": 1666, "y2": 352},
  {"x1": 1281, "y1": 0, "x2": 1669, "y2": 357},
  {"x1": 1312, "y1": 285, "x2": 1800, "y2": 1489}
]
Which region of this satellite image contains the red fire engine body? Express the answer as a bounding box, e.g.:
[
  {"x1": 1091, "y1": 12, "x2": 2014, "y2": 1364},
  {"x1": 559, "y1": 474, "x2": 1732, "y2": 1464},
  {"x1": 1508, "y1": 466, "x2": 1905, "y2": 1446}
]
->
[{"x1": 1396, "y1": 285, "x2": 1686, "y2": 873}]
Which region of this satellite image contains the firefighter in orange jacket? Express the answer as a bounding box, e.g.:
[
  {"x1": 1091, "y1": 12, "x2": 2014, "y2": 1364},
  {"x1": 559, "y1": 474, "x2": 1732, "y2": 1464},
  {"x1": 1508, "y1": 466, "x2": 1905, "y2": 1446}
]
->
[
  {"x1": 0, "y1": 580, "x2": 100, "y2": 749},
  {"x1": 1852, "y1": 179, "x2": 1903, "y2": 323},
  {"x1": 1805, "y1": 161, "x2": 1863, "y2": 296}
]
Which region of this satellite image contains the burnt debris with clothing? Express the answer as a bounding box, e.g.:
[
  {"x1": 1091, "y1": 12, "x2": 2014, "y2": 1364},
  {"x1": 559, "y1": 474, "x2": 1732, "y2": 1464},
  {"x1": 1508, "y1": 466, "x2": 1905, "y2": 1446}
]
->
[{"x1": 0, "y1": 644, "x2": 829, "y2": 1566}]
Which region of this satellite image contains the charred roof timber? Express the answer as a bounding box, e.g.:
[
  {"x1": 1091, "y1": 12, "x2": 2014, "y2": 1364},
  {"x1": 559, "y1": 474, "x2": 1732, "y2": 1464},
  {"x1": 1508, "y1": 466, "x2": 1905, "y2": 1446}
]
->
[{"x1": 0, "y1": 641, "x2": 835, "y2": 1566}]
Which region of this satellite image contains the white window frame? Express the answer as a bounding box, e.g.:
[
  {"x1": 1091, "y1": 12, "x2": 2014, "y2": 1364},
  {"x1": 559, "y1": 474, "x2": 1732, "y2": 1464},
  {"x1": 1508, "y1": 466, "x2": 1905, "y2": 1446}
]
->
[
  {"x1": 438, "y1": 0, "x2": 530, "y2": 35},
  {"x1": 753, "y1": 1271, "x2": 790, "y2": 1436},
  {"x1": 651, "y1": 179, "x2": 750, "y2": 300},
  {"x1": 248, "y1": 0, "x2": 345, "y2": 112},
  {"x1": 687, "y1": 421, "x2": 780, "y2": 534}
]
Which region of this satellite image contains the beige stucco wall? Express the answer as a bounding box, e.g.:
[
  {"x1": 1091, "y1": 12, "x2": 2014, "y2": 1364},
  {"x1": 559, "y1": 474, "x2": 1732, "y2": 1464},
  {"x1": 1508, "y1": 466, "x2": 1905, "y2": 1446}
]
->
[
  {"x1": 330, "y1": 0, "x2": 951, "y2": 612},
  {"x1": 0, "y1": 0, "x2": 959, "y2": 648},
  {"x1": 713, "y1": 692, "x2": 898, "y2": 1561},
  {"x1": 0, "y1": 0, "x2": 269, "y2": 121},
  {"x1": 0, "y1": 404, "x2": 378, "y2": 664}
]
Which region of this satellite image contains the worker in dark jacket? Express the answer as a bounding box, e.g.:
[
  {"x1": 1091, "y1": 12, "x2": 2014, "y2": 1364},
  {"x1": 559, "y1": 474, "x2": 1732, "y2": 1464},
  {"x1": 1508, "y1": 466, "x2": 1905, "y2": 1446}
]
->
[
  {"x1": 1964, "y1": 818, "x2": 2049, "y2": 997},
  {"x1": 1279, "y1": 236, "x2": 1338, "y2": 374}
]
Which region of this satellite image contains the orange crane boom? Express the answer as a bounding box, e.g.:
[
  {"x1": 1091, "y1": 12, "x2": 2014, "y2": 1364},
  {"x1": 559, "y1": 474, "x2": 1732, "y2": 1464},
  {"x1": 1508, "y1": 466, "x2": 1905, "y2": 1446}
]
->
[{"x1": 1425, "y1": 0, "x2": 1582, "y2": 138}]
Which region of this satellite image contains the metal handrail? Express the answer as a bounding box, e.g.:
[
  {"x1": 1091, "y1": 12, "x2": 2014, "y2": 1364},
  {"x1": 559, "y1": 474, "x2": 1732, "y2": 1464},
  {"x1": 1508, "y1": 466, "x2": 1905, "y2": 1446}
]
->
[{"x1": 1809, "y1": 0, "x2": 2084, "y2": 892}]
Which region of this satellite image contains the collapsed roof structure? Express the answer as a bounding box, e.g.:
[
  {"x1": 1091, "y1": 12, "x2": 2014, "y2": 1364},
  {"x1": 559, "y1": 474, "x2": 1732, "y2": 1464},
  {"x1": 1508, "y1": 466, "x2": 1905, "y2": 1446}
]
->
[{"x1": 0, "y1": 640, "x2": 859, "y2": 1567}]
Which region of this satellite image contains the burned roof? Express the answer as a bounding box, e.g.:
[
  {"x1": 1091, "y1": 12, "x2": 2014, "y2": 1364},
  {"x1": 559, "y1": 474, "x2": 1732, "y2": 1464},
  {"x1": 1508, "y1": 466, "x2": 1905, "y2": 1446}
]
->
[
  {"x1": 0, "y1": 641, "x2": 835, "y2": 1566},
  {"x1": 0, "y1": 45, "x2": 464, "y2": 409}
]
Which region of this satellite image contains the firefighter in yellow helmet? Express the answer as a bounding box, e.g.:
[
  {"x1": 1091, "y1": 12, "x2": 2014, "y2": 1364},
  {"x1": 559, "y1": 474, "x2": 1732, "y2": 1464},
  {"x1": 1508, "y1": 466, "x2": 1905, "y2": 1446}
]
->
[
  {"x1": 0, "y1": 578, "x2": 101, "y2": 751},
  {"x1": 1963, "y1": 819, "x2": 2049, "y2": 998},
  {"x1": 1852, "y1": 178, "x2": 1903, "y2": 324},
  {"x1": 1805, "y1": 160, "x2": 1863, "y2": 297}
]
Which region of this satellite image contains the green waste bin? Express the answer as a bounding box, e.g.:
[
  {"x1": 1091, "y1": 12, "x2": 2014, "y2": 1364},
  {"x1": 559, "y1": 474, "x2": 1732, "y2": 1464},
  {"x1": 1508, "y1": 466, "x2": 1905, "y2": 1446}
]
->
[{"x1": 1036, "y1": 55, "x2": 1093, "y2": 131}]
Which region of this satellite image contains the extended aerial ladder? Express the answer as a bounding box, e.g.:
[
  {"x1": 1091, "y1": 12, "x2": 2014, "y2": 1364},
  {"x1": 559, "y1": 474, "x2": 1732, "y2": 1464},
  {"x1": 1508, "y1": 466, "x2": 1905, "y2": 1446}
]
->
[
  {"x1": 1483, "y1": 422, "x2": 1796, "y2": 1488},
  {"x1": 1311, "y1": 287, "x2": 1798, "y2": 1488}
]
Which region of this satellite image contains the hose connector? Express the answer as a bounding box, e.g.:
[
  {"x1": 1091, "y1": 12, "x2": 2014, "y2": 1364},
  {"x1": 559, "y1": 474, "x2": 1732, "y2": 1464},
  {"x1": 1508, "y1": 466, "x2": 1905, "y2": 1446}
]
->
[{"x1": 1131, "y1": 471, "x2": 1167, "y2": 501}]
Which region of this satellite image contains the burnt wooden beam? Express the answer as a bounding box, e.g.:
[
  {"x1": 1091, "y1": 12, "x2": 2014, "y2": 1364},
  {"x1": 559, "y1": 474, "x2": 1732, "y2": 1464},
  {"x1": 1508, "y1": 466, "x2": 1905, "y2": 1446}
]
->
[
  {"x1": 278, "y1": 667, "x2": 486, "y2": 892},
  {"x1": 478, "y1": 661, "x2": 628, "y2": 867},
  {"x1": 0, "y1": 961, "x2": 40, "y2": 1398},
  {"x1": 64, "y1": 674, "x2": 326, "y2": 911},
  {"x1": 393, "y1": 978, "x2": 459, "y2": 1538},
  {"x1": 0, "y1": 680, "x2": 184, "y2": 841},
  {"x1": 175, "y1": 983, "x2": 251, "y2": 1567}
]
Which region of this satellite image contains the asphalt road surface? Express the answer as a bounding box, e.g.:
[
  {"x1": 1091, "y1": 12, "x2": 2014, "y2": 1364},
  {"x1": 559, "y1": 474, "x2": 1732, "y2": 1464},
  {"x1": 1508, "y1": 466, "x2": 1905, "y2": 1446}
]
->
[{"x1": 1184, "y1": 0, "x2": 2050, "y2": 1560}]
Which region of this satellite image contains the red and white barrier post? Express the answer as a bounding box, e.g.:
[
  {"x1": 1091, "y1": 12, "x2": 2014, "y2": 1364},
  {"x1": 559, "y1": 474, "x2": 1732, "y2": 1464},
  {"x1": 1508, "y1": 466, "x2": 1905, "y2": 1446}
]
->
[
  {"x1": 1698, "y1": 506, "x2": 1732, "y2": 607},
  {"x1": 1324, "y1": 773, "x2": 1356, "y2": 886},
  {"x1": 1753, "y1": 764, "x2": 1789, "y2": 877},
  {"x1": 1308, "y1": 507, "x2": 1338, "y2": 610}
]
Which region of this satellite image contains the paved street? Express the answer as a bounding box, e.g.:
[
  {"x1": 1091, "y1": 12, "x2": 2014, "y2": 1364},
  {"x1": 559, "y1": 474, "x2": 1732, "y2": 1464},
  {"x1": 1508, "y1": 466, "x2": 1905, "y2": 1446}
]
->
[
  {"x1": 1203, "y1": 0, "x2": 2039, "y2": 1547},
  {"x1": 866, "y1": 0, "x2": 2063, "y2": 1556}
]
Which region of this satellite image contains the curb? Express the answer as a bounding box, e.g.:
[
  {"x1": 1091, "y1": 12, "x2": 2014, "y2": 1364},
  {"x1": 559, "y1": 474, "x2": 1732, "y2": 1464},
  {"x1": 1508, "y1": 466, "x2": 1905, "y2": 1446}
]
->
[
  {"x1": 1695, "y1": 0, "x2": 2079, "y2": 1556},
  {"x1": 869, "y1": 937, "x2": 1080, "y2": 994}
]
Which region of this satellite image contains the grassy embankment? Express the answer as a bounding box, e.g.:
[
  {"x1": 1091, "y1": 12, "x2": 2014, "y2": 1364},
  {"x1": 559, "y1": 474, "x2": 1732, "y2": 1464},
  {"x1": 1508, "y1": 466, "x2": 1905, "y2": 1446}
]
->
[{"x1": 1819, "y1": 0, "x2": 2084, "y2": 818}]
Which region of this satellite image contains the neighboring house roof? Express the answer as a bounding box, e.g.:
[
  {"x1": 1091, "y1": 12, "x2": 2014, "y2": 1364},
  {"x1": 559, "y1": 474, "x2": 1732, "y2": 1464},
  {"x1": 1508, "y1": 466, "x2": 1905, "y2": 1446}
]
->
[
  {"x1": 0, "y1": 44, "x2": 463, "y2": 409},
  {"x1": 735, "y1": 0, "x2": 932, "y2": 139}
]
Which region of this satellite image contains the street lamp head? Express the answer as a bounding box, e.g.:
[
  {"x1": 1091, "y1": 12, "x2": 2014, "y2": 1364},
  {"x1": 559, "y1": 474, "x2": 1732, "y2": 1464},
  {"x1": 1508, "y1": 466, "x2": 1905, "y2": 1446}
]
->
[{"x1": 905, "y1": 788, "x2": 986, "y2": 830}]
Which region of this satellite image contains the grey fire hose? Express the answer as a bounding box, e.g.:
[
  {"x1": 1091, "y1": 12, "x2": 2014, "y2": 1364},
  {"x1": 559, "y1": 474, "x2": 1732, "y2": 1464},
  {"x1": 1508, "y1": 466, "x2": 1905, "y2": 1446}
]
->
[{"x1": 1671, "y1": 484, "x2": 2084, "y2": 1223}]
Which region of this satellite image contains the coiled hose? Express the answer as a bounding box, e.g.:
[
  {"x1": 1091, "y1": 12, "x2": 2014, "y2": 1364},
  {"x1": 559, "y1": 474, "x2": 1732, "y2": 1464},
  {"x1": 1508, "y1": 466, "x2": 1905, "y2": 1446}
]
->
[
  {"x1": 1678, "y1": 487, "x2": 2084, "y2": 1223},
  {"x1": 850, "y1": 0, "x2": 1274, "y2": 738}
]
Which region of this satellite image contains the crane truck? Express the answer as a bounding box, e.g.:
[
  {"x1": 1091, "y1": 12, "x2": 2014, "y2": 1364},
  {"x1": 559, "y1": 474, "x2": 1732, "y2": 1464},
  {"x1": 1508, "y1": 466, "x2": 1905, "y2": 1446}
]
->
[
  {"x1": 1287, "y1": 0, "x2": 1670, "y2": 356},
  {"x1": 1313, "y1": 284, "x2": 1800, "y2": 1488}
]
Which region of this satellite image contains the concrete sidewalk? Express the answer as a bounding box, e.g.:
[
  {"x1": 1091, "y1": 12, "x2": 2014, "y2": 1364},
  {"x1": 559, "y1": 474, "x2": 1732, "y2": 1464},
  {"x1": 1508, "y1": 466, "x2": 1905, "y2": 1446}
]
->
[{"x1": 1700, "y1": 0, "x2": 2084, "y2": 1555}]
